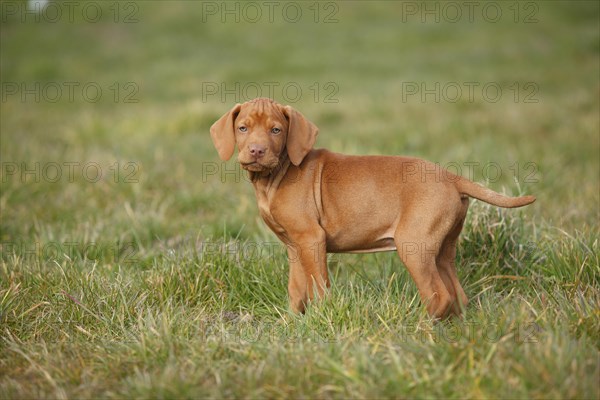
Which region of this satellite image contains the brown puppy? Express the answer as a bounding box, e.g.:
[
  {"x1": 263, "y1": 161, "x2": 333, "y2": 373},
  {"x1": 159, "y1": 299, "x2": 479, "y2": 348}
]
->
[{"x1": 210, "y1": 98, "x2": 535, "y2": 319}]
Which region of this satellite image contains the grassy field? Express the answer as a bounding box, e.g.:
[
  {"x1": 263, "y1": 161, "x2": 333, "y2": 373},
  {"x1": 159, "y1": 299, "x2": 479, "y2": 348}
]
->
[{"x1": 1, "y1": 1, "x2": 599, "y2": 398}]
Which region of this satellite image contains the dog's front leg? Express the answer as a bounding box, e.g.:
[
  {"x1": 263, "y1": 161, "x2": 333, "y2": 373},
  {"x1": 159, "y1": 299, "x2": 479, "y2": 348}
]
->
[{"x1": 285, "y1": 233, "x2": 329, "y2": 314}]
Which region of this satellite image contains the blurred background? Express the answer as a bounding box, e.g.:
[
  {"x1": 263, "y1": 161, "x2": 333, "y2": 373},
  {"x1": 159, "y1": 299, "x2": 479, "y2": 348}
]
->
[
  {"x1": 1, "y1": 1, "x2": 598, "y2": 244},
  {"x1": 1, "y1": 1, "x2": 599, "y2": 398}
]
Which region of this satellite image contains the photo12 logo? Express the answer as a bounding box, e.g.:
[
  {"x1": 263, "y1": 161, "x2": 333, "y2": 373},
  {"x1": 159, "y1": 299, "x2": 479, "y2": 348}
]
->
[
  {"x1": 201, "y1": 81, "x2": 339, "y2": 103},
  {"x1": 401, "y1": 82, "x2": 539, "y2": 104},
  {"x1": 1, "y1": 1, "x2": 139, "y2": 23},
  {"x1": 0, "y1": 240, "x2": 139, "y2": 264},
  {"x1": 1, "y1": 161, "x2": 141, "y2": 184},
  {"x1": 1, "y1": 82, "x2": 139, "y2": 104},
  {"x1": 399, "y1": 321, "x2": 539, "y2": 344},
  {"x1": 200, "y1": 1, "x2": 339, "y2": 23},
  {"x1": 399, "y1": 2, "x2": 539, "y2": 23}
]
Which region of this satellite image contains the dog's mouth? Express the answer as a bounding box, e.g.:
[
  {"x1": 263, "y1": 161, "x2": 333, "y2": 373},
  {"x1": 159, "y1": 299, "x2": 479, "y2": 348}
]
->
[
  {"x1": 239, "y1": 153, "x2": 282, "y2": 172},
  {"x1": 240, "y1": 161, "x2": 268, "y2": 172}
]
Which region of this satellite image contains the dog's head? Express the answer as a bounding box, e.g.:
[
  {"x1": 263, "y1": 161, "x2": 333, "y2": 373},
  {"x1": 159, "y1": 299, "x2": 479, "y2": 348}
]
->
[{"x1": 210, "y1": 98, "x2": 318, "y2": 172}]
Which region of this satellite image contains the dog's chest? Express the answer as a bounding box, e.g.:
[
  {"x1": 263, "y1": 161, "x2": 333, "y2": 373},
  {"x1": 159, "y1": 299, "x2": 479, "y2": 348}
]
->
[{"x1": 255, "y1": 188, "x2": 286, "y2": 237}]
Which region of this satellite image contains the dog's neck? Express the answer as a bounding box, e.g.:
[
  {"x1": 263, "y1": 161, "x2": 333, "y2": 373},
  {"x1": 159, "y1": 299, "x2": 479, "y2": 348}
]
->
[
  {"x1": 249, "y1": 152, "x2": 290, "y2": 182},
  {"x1": 248, "y1": 152, "x2": 291, "y2": 198}
]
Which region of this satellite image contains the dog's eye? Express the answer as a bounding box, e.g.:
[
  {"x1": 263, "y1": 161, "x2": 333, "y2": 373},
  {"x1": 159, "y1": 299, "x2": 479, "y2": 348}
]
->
[
  {"x1": 271, "y1": 127, "x2": 281, "y2": 134},
  {"x1": 238, "y1": 126, "x2": 247, "y2": 133}
]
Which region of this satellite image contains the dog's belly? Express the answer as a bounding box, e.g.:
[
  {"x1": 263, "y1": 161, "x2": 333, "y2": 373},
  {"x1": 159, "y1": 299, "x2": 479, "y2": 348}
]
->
[
  {"x1": 320, "y1": 193, "x2": 401, "y2": 253},
  {"x1": 327, "y1": 237, "x2": 397, "y2": 253},
  {"x1": 324, "y1": 223, "x2": 398, "y2": 253}
]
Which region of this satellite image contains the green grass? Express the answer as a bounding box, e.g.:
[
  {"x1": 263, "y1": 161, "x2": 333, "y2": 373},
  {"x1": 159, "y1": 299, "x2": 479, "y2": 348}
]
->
[{"x1": 1, "y1": 1, "x2": 599, "y2": 398}]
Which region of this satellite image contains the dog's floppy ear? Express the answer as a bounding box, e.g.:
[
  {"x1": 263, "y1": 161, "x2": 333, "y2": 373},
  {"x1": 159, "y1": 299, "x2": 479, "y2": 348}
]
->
[
  {"x1": 210, "y1": 103, "x2": 242, "y2": 161},
  {"x1": 282, "y1": 105, "x2": 319, "y2": 166}
]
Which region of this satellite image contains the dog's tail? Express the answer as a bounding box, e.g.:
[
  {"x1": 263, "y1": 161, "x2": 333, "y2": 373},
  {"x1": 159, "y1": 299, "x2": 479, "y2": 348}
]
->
[{"x1": 456, "y1": 177, "x2": 536, "y2": 208}]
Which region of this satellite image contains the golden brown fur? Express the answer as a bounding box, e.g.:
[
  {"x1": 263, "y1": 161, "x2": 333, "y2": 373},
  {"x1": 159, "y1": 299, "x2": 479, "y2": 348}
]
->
[{"x1": 210, "y1": 98, "x2": 535, "y2": 318}]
